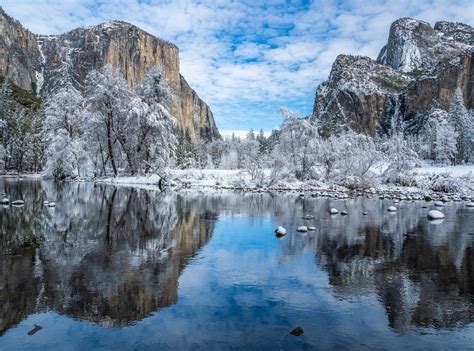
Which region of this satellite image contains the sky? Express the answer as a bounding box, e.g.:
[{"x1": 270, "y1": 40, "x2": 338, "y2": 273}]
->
[{"x1": 2, "y1": 0, "x2": 473, "y2": 136}]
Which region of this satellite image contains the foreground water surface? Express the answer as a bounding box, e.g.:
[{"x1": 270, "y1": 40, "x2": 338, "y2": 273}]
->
[{"x1": 0, "y1": 179, "x2": 473, "y2": 350}]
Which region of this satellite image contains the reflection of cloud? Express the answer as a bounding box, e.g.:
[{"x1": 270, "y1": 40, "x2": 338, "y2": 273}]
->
[{"x1": 2, "y1": 1, "x2": 473, "y2": 130}]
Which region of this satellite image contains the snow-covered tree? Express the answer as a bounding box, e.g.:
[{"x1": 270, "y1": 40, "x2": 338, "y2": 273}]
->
[
  {"x1": 135, "y1": 66, "x2": 176, "y2": 174},
  {"x1": 435, "y1": 118, "x2": 458, "y2": 165},
  {"x1": 275, "y1": 108, "x2": 319, "y2": 179},
  {"x1": 449, "y1": 89, "x2": 473, "y2": 164},
  {"x1": 44, "y1": 86, "x2": 85, "y2": 178},
  {"x1": 84, "y1": 65, "x2": 132, "y2": 177}
]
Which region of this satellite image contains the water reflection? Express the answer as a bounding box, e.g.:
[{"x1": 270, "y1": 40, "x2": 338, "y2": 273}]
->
[{"x1": 0, "y1": 179, "x2": 473, "y2": 347}]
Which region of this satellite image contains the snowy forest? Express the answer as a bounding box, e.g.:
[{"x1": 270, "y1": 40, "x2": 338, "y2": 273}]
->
[{"x1": 0, "y1": 64, "x2": 473, "y2": 192}]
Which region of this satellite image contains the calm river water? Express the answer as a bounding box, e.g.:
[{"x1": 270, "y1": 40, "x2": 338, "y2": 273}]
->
[{"x1": 0, "y1": 179, "x2": 473, "y2": 350}]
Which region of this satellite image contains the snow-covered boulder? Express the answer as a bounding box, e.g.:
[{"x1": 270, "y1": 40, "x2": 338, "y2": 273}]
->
[
  {"x1": 297, "y1": 226, "x2": 308, "y2": 232},
  {"x1": 308, "y1": 227, "x2": 316, "y2": 231},
  {"x1": 48, "y1": 202, "x2": 56, "y2": 207},
  {"x1": 363, "y1": 211, "x2": 369, "y2": 215},
  {"x1": 387, "y1": 206, "x2": 397, "y2": 212},
  {"x1": 303, "y1": 214, "x2": 314, "y2": 220},
  {"x1": 341, "y1": 211, "x2": 348, "y2": 216},
  {"x1": 0, "y1": 198, "x2": 9, "y2": 205},
  {"x1": 434, "y1": 201, "x2": 444, "y2": 207},
  {"x1": 466, "y1": 202, "x2": 474, "y2": 208},
  {"x1": 12, "y1": 200, "x2": 24, "y2": 206},
  {"x1": 275, "y1": 226, "x2": 287, "y2": 237},
  {"x1": 427, "y1": 210, "x2": 445, "y2": 220},
  {"x1": 329, "y1": 208, "x2": 338, "y2": 214}
]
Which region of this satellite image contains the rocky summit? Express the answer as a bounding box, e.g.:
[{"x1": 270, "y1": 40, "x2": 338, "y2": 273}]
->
[
  {"x1": 313, "y1": 17, "x2": 473, "y2": 136},
  {"x1": 0, "y1": 8, "x2": 220, "y2": 141}
]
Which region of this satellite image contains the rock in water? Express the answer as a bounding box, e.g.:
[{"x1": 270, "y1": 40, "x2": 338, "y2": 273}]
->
[
  {"x1": 466, "y1": 202, "x2": 474, "y2": 208},
  {"x1": 0, "y1": 198, "x2": 9, "y2": 205},
  {"x1": 341, "y1": 211, "x2": 348, "y2": 216},
  {"x1": 48, "y1": 202, "x2": 56, "y2": 207},
  {"x1": 363, "y1": 211, "x2": 369, "y2": 215},
  {"x1": 434, "y1": 201, "x2": 444, "y2": 207},
  {"x1": 275, "y1": 226, "x2": 287, "y2": 237},
  {"x1": 290, "y1": 326, "x2": 304, "y2": 336},
  {"x1": 329, "y1": 208, "x2": 338, "y2": 214},
  {"x1": 308, "y1": 227, "x2": 316, "y2": 231},
  {"x1": 12, "y1": 200, "x2": 24, "y2": 206},
  {"x1": 297, "y1": 226, "x2": 308, "y2": 232},
  {"x1": 387, "y1": 206, "x2": 397, "y2": 212},
  {"x1": 427, "y1": 210, "x2": 445, "y2": 220}
]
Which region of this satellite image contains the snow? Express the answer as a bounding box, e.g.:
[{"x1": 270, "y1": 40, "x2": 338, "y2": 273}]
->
[{"x1": 427, "y1": 210, "x2": 445, "y2": 220}]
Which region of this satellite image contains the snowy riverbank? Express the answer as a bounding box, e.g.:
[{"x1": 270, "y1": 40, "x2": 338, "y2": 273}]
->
[{"x1": 90, "y1": 165, "x2": 474, "y2": 200}]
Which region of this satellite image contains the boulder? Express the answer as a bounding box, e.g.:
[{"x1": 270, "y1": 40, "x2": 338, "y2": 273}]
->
[
  {"x1": 308, "y1": 227, "x2": 316, "y2": 231},
  {"x1": 48, "y1": 202, "x2": 56, "y2": 207},
  {"x1": 275, "y1": 226, "x2": 287, "y2": 237},
  {"x1": 12, "y1": 200, "x2": 24, "y2": 206},
  {"x1": 387, "y1": 206, "x2": 397, "y2": 212},
  {"x1": 0, "y1": 198, "x2": 9, "y2": 205},
  {"x1": 434, "y1": 201, "x2": 444, "y2": 207},
  {"x1": 329, "y1": 208, "x2": 338, "y2": 214},
  {"x1": 297, "y1": 226, "x2": 308, "y2": 232},
  {"x1": 466, "y1": 202, "x2": 474, "y2": 208},
  {"x1": 290, "y1": 326, "x2": 304, "y2": 336},
  {"x1": 341, "y1": 211, "x2": 348, "y2": 216},
  {"x1": 427, "y1": 210, "x2": 445, "y2": 220}
]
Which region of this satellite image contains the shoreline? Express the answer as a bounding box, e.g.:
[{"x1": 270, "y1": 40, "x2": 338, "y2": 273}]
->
[{"x1": 2, "y1": 168, "x2": 473, "y2": 202}]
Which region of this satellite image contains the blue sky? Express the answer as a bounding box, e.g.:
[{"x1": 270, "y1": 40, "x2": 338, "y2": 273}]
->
[{"x1": 2, "y1": 0, "x2": 473, "y2": 136}]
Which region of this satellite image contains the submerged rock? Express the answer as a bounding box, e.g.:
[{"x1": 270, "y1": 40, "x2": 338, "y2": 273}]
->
[
  {"x1": 427, "y1": 210, "x2": 445, "y2": 220},
  {"x1": 387, "y1": 206, "x2": 397, "y2": 212},
  {"x1": 275, "y1": 226, "x2": 287, "y2": 237},
  {"x1": 290, "y1": 326, "x2": 304, "y2": 336},
  {"x1": 329, "y1": 208, "x2": 338, "y2": 214}
]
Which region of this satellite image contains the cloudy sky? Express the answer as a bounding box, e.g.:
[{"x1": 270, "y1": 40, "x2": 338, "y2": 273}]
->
[{"x1": 2, "y1": 0, "x2": 473, "y2": 135}]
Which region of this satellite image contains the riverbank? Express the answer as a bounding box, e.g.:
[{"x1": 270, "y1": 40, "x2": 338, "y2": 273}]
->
[
  {"x1": 93, "y1": 166, "x2": 474, "y2": 202},
  {"x1": 3, "y1": 165, "x2": 474, "y2": 202}
]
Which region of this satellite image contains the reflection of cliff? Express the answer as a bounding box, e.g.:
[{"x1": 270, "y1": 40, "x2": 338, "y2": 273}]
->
[
  {"x1": 0, "y1": 182, "x2": 215, "y2": 333},
  {"x1": 315, "y1": 212, "x2": 474, "y2": 332}
]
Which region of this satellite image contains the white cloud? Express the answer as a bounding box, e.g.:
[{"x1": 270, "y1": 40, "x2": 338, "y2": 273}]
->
[{"x1": 2, "y1": 0, "x2": 473, "y2": 131}]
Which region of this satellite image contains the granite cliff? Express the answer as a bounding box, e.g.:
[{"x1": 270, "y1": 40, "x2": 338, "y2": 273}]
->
[
  {"x1": 0, "y1": 8, "x2": 220, "y2": 141},
  {"x1": 314, "y1": 18, "x2": 473, "y2": 136}
]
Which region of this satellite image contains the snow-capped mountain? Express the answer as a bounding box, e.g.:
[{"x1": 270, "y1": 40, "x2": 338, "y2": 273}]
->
[
  {"x1": 314, "y1": 18, "x2": 473, "y2": 136},
  {"x1": 0, "y1": 8, "x2": 220, "y2": 141}
]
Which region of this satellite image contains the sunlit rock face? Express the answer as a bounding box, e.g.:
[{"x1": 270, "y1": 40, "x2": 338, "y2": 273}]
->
[
  {"x1": 0, "y1": 8, "x2": 220, "y2": 141},
  {"x1": 0, "y1": 8, "x2": 43, "y2": 93},
  {"x1": 314, "y1": 18, "x2": 473, "y2": 135}
]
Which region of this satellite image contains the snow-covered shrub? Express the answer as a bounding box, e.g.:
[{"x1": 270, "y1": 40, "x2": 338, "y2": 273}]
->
[
  {"x1": 379, "y1": 132, "x2": 420, "y2": 184},
  {"x1": 424, "y1": 173, "x2": 462, "y2": 193}
]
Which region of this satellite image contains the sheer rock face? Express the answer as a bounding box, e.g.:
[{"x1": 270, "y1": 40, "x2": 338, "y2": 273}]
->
[
  {"x1": 314, "y1": 18, "x2": 473, "y2": 135},
  {"x1": 0, "y1": 9, "x2": 220, "y2": 141},
  {"x1": 0, "y1": 8, "x2": 43, "y2": 93}
]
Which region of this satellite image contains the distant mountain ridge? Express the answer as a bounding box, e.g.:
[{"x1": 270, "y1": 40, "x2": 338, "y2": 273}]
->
[
  {"x1": 313, "y1": 17, "x2": 473, "y2": 136},
  {"x1": 0, "y1": 8, "x2": 221, "y2": 141}
]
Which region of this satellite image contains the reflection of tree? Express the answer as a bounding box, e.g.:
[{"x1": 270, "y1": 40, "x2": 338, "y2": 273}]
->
[
  {"x1": 0, "y1": 181, "x2": 216, "y2": 333},
  {"x1": 315, "y1": 206, "x2": 474, "y2": 333}
]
